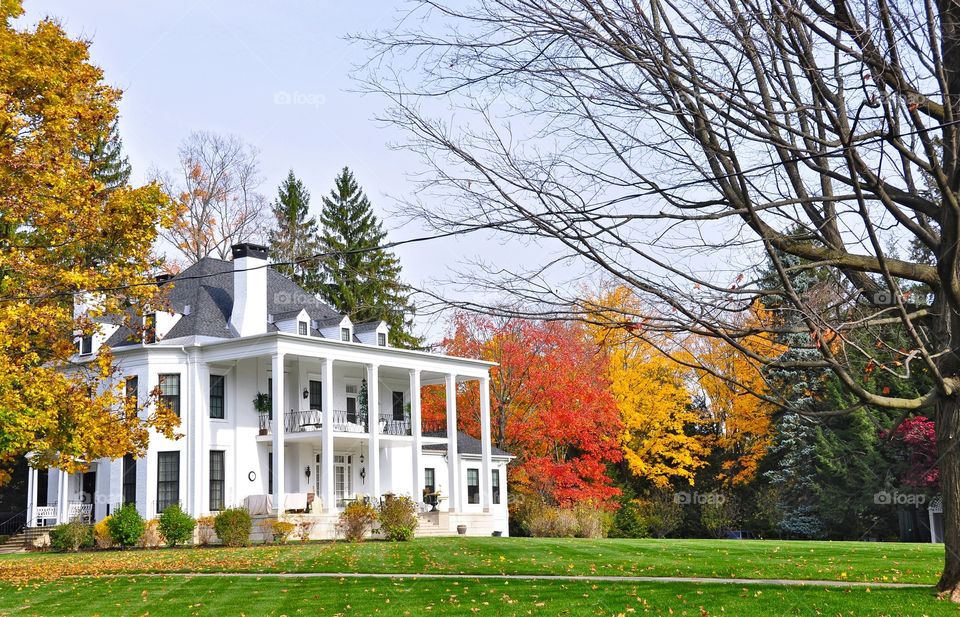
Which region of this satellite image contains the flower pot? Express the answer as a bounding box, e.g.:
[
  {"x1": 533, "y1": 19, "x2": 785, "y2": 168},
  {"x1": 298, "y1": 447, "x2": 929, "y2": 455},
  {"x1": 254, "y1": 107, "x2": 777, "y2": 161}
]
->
[
  {"x1": 457, "y1": 524, "x2": 467, "y2": 535},
  {"x1": 259, "y1": 428, "x2": 268, "y2": 436}
]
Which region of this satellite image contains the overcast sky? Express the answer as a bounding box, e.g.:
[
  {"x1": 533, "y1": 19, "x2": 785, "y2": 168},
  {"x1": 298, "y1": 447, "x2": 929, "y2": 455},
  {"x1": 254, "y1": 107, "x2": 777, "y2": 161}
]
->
[{"x1": 20, "y1": 0, "x2": 499, "y2": 341}]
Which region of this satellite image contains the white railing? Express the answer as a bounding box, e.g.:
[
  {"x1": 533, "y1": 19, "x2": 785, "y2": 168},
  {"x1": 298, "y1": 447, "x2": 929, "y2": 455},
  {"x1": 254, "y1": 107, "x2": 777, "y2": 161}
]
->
[{"x1": 68, "y1": 503, "x2": 92, "y2": 523}]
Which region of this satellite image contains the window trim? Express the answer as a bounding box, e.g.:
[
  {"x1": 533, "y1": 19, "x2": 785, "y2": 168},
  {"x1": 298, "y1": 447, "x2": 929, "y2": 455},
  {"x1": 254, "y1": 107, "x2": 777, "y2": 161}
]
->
[
  {"x1": 392, "y1": 391, "x2": 404, "y2": 421},
  {"x1": 424, "y1": 467, "x2": 436, "y2": 505},
  {"x1": 298, "y1": 321, "x2": 308, "y2": 336},
  {"x1": 340, "y1": 327, "x2": 351, "y2": 342},
  {"x1": 78, "y1": 334, "x2": 93, "y2": 356},
  {"x1": 209, "y1": 450, "x2": 225, "y2": 511},
  {"x1": 377, "y1": 332, "x2": 386, "y2": 346},
  {"x1": 309, "y1": 380, "x2": 322, "y2": 411},
  {"x1": 209, "y1": 374, "x2": 226, "y2": 420},
  {"x1": 492, "y1": 469, "x2": 501, "y2": 505},
  {"x1": 159, "y1": 373, "x2": 181, "y2": 417},
  {"x1": 157, "y1": 451, "x2": 180, "y2": 513},
  {"x1": 122, "y1": 454, "x2": 136, "y2": 506},
  {"x1": 467, "y1": 468, "x2": 480, "y2": 505}
]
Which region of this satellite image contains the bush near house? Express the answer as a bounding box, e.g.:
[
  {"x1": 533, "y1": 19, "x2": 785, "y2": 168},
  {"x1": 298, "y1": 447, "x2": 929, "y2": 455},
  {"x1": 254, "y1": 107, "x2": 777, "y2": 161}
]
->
[
  {"x1": 49, "y1": 522, "x2": 94, "y2": 552},
  {"x1": 106, "y1": 504, "x2": 145, "y2": 548},
  {"x1": 195, "y1": 515, "x2": 217, "y2": 546},
  {"x1": 268, "y1": 520, "x2": 296, "y2": 543},
  {"x1": 140, "y1": 519, "x2": 162, "y2": 548},
  {"x1": 512, "y1": 496, "x2": 610, "y2": 538},
  {"x1": 337, "y1": 501, "x2": 378, "y2": 542},
  {"x1": 378, "y1": 495, "x2": 419, "y2": 541},
  {"x1": 158, "y1": 505, "x2": 196, "y2": 547},
  {"x1": 93, "y1": 516, "x2": 113, "y2": 548},
  {"x1": 214, "y1": 508, "x2": 252, "y2": 547}
]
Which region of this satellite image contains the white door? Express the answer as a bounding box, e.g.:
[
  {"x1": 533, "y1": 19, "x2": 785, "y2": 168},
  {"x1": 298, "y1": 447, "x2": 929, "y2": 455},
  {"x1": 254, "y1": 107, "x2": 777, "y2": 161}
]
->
[{"x1": 334, "y1": 454, "x2": 353, "y2": 507}]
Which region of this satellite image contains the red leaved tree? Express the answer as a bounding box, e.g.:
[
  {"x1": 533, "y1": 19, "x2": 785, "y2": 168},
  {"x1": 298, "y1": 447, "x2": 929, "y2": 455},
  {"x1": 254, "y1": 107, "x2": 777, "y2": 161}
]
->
[{"x1": 423, "y1": 313, "x2": 622, "y2": 506}]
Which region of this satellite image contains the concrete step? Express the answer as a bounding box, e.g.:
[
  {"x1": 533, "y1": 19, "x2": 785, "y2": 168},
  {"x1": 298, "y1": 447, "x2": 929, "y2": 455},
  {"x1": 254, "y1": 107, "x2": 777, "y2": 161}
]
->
[{"x1": 0, "y1": 532, "x2": 26, "y2": 554}]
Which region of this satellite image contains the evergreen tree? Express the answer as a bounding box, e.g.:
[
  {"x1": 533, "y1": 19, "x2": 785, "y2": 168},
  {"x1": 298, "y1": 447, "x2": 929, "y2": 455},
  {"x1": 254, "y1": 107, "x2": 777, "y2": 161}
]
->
[
  {"x1": 268, "y1": 170, "x2": 320, "y2": 290},
  {"x1": 77, "y1": 119, "x2": 131, "y2": 194},
  {"x1": 318, "y1": 167, "x2": 418, "y2": 347}
]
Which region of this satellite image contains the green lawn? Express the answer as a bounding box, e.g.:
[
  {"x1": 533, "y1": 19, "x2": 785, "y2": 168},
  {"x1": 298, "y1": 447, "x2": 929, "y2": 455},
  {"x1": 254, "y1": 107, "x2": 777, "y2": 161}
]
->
[
  {"x1": 0, "y1": 537, "x2": 944, "y2": 584},
  {"x1": 0, "y1": 575, "x2": 954, "y2": 617}
]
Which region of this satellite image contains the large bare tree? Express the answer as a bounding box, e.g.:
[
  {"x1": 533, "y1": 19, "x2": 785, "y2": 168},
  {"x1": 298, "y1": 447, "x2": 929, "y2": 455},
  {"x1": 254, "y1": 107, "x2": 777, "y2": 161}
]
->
[
  {"x1": 157, "y1": 131, "x2": 267, "y2": 263},
  {"x1": 360, "y1": 0, "x2": 960, "y2": 597}
]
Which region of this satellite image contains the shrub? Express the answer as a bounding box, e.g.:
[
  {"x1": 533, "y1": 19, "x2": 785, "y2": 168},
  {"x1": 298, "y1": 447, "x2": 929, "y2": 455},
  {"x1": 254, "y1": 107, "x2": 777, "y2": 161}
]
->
[
  {"x1": 294, "y1": 517, "x2": 316, "y2": 543},
  {"x1": 93, "y1": 516, "x2": 113, "y2": 548},
  {"x1": 159, "y1": 504, "x2": 196, "y2": 547},
  {"x1": 337, "y1": 501, "x2": 378, "y2": 542},
  {"x1": 49, "y1": 521, "x2": 93, "y2": 552},
  {"x1": 571, "y1": 502, "x2": 610, "y2": 538},
  {"x1": 214, "y1": 508, "x2": 252, "y2": 547},
  {"x1": 268, "y1": 519, "x2": 296, "y2": 543},
  {"x1": 608, "y1": 500, "x2": 650, "y2": 539},
  {"x1": 196, "y1": 515, "x2": 217, "y2": 546},
  {"x1": 636, "y1": 492, "x2": 683, "y2": 538},
  {"x1": 140, "y1": 519, "x2": 162, "y2": 548},
  {"x1": 378, "y1": 495, "x2": 419, "y2": 541},
  {"x1": 107, "y1": 504, "x2": 145, "y2": 548}
]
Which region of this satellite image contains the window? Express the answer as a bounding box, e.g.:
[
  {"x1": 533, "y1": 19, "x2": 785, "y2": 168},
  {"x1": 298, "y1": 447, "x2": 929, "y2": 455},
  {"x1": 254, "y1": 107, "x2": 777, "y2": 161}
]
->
[
  {"x1": 157, "y1": 451, "x2": 179, "y2": 513},
  {"x1": 377, "y1": 332, "x2": 386, "y2": 346},
  {"x1": 159, "y1": 374, "x2": 181, "y2": 417},
  {"x1": 122, "y1": 454, "x2": 136, "y2": 505},
  {"x1": 125, "y1": 376, "x2": 138, "y2": 409},
  {"x1": 267, "y1": 377, "x2": 273, "y2": 421},
  {"x1": 309, "y1": 380, "x2": 322, "y2": 411},
  {"x1": 424, "y1": 468, "x2": 436, "y2": 505},
  {"x1": 268, "y1": 452, "x2": 273, "y2": 495},
  {"x1": 492, "y1": 469, "x2": 501, "y2": 505},
  {"x1": 392, "y1": 392, "x2": 404, "y2": 421},
  {"x1": 340, "y1": 327, "x2": 351, "y2": 342},
  {"x1": 209, "y1": 374, "x2": 225, "y2": 419},
  {"x1": 298, "y1": 321, "x2": 308, "y2": 336},
  {"x1": 346, "y1": 384, "x2": 358, "y2": 424},
  {"x1": 78, "y1": 335, "x2": 93, "y2": 356},
  {"x1": 209, "y1": 450, "x2": 225, "y2": 511},
  {"x1": 144, "y1": 313, "x2": 157, "y2": 343},
  {"x1": 467, "y1": 468, "x2": 480, "y2": 504}
]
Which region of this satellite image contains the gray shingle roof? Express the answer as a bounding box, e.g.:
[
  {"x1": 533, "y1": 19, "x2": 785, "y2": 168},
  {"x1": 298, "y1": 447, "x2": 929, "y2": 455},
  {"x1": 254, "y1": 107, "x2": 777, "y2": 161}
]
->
[
  {"x1": 354, "y1": 321, "x2": 385, "y2": 333},
  {"x1": 107, "y1": 257, "x2": 341, "y2": 347},
  {"x1": 423, "y1": 431, "x2": 512, "y2": 457}
]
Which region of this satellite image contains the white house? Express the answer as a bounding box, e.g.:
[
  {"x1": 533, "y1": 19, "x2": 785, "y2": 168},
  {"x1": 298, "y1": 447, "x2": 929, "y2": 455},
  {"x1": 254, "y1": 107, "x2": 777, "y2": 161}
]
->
[{"x1": 25, "y1": 243, "x2": 511, "y2": 538}]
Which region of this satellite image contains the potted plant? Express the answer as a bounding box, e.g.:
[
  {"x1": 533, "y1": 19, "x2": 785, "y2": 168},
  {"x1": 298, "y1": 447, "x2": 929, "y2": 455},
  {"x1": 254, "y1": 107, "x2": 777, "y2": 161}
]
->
[
  {"x1": 457, "y1": 524, "x2": 467, "y2": 535},
  {"x1": 253, "y1": 392, "x2": 271, "y2": 434}
]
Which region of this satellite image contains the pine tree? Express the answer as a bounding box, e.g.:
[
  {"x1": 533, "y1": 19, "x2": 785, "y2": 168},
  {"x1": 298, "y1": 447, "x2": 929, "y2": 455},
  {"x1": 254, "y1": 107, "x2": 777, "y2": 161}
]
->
[
  {"x1": 318, "y1": 167, "x2": 418, "y2": 347},
  {"x1": 268, "y1": 170, "x2": 320, "y2": 290},
  {"x1": 77, "y1": 119, "x2": 131, "y2": 194}
]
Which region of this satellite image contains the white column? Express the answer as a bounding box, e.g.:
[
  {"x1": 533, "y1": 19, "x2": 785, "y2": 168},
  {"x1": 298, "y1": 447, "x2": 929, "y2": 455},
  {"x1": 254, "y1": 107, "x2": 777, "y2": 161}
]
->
[
  {"x1": 272, "y1": 352, "x2": 285, "y2": 514},
  {"x1": 480, "y1": 375, "x2": 493, "y2": 512},
  {"x1": 410, "y1": 369, "x2": 423, "y2": 502},
  {"x1": 321, "y1": 358, "x2": 335, "y2": 513},
  {"x1": 445, "y1": 373, "x2": 459, "y2": 513},
  {"x1": 26, "y1": 464, "x2": 36, "y2": 527},
  {"x1": 189, "y1": 350, "x2": 204, "y2": 516},
  {"x1": 56, "y1": 470, "x2": 69, "y2": 523},
  {"x1": 367, "y1": 363, "x2": 381, "y2": 500}
]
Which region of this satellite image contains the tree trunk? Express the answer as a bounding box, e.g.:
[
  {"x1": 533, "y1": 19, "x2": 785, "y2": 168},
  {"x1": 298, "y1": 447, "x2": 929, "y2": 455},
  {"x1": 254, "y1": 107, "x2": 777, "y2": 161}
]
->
[{"x1": 937, "y1": 395, "x2": 960, "y2": 600}]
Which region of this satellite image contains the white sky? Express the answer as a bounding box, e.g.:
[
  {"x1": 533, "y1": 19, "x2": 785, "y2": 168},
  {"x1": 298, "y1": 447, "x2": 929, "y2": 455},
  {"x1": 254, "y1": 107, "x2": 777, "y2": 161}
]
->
[{"x1": 20, "y1": 0, "x2": 502, "y2": 341}]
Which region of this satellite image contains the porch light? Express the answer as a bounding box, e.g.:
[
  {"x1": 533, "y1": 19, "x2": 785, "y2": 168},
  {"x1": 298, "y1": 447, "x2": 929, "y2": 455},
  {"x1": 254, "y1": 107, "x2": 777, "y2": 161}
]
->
[
  {"x1": 360, "y1": 467, "x2": 366, "y2": 481},
  {"x1": 303, "y1": 388, "x2": 309, "y2": 399},
  {"x1": 359, "y1": 452, "x2": 365, "y2": 464},
  {"x1": 305, "y1": 466, "x2": 311, "y2": 481}
]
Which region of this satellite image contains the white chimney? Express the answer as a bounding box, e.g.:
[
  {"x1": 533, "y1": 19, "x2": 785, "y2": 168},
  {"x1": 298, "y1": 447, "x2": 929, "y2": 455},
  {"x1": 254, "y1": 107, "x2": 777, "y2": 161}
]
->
[{"x1": 230, "y1": 243, "x2": 269, "y2": 337}]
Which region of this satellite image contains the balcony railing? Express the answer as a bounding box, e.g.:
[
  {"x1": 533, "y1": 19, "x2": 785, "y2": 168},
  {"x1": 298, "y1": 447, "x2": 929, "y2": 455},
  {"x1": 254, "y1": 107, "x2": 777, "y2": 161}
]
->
[{"x1": 261, "y1": 409, "x2": 371, "y2": 435}]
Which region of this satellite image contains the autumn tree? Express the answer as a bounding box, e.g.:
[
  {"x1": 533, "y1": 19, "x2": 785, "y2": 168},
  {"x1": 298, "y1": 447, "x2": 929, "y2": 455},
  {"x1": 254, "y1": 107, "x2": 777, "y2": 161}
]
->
[
  {"x1": 157, "y1": 131, "x2": 267, "y2": 263},
  {"x1": 0, "y1": 2, "x2": 179, "y2": 481},
  {"x1": 363, "y1": 0, "x2": 960, "y2": 596},
  {"x1": 424, "y1": 313, "x2": 622, "y2": 506}
]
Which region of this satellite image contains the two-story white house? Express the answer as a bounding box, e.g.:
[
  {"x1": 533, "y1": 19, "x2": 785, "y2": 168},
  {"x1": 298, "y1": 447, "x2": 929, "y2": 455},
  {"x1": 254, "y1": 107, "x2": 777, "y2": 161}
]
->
[{"x1": 24, "y1": 243, "x2": 511, "y2": 538}]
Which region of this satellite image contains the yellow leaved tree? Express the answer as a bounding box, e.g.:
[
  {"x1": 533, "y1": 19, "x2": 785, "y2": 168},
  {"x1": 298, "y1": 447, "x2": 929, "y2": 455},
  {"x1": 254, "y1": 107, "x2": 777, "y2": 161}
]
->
[
  {"x1": 589, "y1": 287, "x2": 707, "y2": 488},
  {"x1": 0, "y1": 2, "x2": 179, "y2": 482}
]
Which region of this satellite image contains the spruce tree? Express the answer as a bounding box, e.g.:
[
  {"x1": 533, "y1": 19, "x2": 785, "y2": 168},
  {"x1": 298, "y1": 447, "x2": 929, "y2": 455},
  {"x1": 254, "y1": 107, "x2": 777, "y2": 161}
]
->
[
  {"x1": 318, "y1": 167, "x2": 417, "y2": 347},
  {"x1": 78, "y1": 119, "x2": 132, "y2": 194},
  {"x1": 269, "y1": 170, "x2": 320, "y2": 290}
]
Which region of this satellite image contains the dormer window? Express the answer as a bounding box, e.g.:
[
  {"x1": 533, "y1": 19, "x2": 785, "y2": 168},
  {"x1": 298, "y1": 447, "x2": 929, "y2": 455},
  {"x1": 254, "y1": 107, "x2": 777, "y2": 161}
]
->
[
  {"x1": 377, "y1": 332, "x2": 386, "y2": 347},
  {"x1": 298, "y1": 321, "x2": 308, "y2": 336},
  {"x1": 78, "y1": 335, "x2": 93, "y2": 356},
  {"x1": 340, "y1": 327, "x2": 351, "y2": 342}
]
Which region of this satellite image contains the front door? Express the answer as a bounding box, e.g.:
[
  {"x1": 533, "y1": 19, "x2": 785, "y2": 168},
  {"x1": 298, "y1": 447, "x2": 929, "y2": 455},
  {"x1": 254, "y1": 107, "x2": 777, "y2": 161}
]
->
[
  {"x1": 334, "y1": 454, "x2": 353, "y2": 507},
  {"x1": 81, "y1": 471, "x2": 96, "y2": 504}
]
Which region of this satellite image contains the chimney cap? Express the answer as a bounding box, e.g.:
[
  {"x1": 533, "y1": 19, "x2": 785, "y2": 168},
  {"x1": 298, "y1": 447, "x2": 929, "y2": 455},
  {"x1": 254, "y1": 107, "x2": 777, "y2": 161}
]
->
[
  {"x1": 155, "y1": 273, "x2": 174, "y2": 285},
  {"x1": 231, "y1": 243, "x2": 269, "y2": 260}
]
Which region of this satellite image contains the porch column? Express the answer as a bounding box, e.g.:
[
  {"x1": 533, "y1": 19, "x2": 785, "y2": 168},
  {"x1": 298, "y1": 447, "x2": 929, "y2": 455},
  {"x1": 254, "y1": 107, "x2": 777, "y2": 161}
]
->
[
  {"x1": 410, "y1": 369, "x2": 423, "y2": 503},
  {"x1": 188, "y1": 350, "x2": 204, "y2": 516},
  {"x1": 321, "y1": 358, "x2": 335, "y2": 513},
  {"x1": 367, "y1": 363, "x2": 381, "y2": 500},
  {"x1": 445, "y1": 373, "x2": 459, "y2": 513},
  {"x1": 272, "y1": 352, "x2": 285, "y2": 514},
  {"x1": 480, "y1": 375, "x2": 492, "y2": 512},
  {"x1": 56, "y1": 469, "x2": 69, "y2": 523},
  {"x1": 26, "y1": 464, "x2": 36, "y2": 527}
]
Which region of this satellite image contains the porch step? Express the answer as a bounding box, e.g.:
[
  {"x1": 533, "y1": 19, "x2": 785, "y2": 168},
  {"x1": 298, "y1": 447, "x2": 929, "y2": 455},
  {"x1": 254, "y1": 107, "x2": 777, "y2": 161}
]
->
[{"x1": 0, "y1": 532, "x2": 26, "y2": 554}]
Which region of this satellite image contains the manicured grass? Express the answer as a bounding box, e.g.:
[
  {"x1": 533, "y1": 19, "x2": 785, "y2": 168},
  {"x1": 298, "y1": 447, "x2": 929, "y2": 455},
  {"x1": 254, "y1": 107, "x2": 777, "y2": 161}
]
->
[
  {"x1": 0, "y1": 575, "x2": 954, "y2": 617},
  {"x1": 0, "y1": 537, "x2": 944, "y2": 584}
]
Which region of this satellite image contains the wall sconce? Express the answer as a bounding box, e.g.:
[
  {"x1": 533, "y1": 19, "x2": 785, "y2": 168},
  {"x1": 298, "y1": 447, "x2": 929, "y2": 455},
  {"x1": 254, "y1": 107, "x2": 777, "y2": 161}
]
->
[
  {"x1": 360, "y1": 467, "x2": 366, "y2": 482},
  {"x1": 303, "y1": 388, "x2": 309, "y2": 399},
  {"x1": 305, "y1": 466, "x2": 311, "y2": 482}
]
